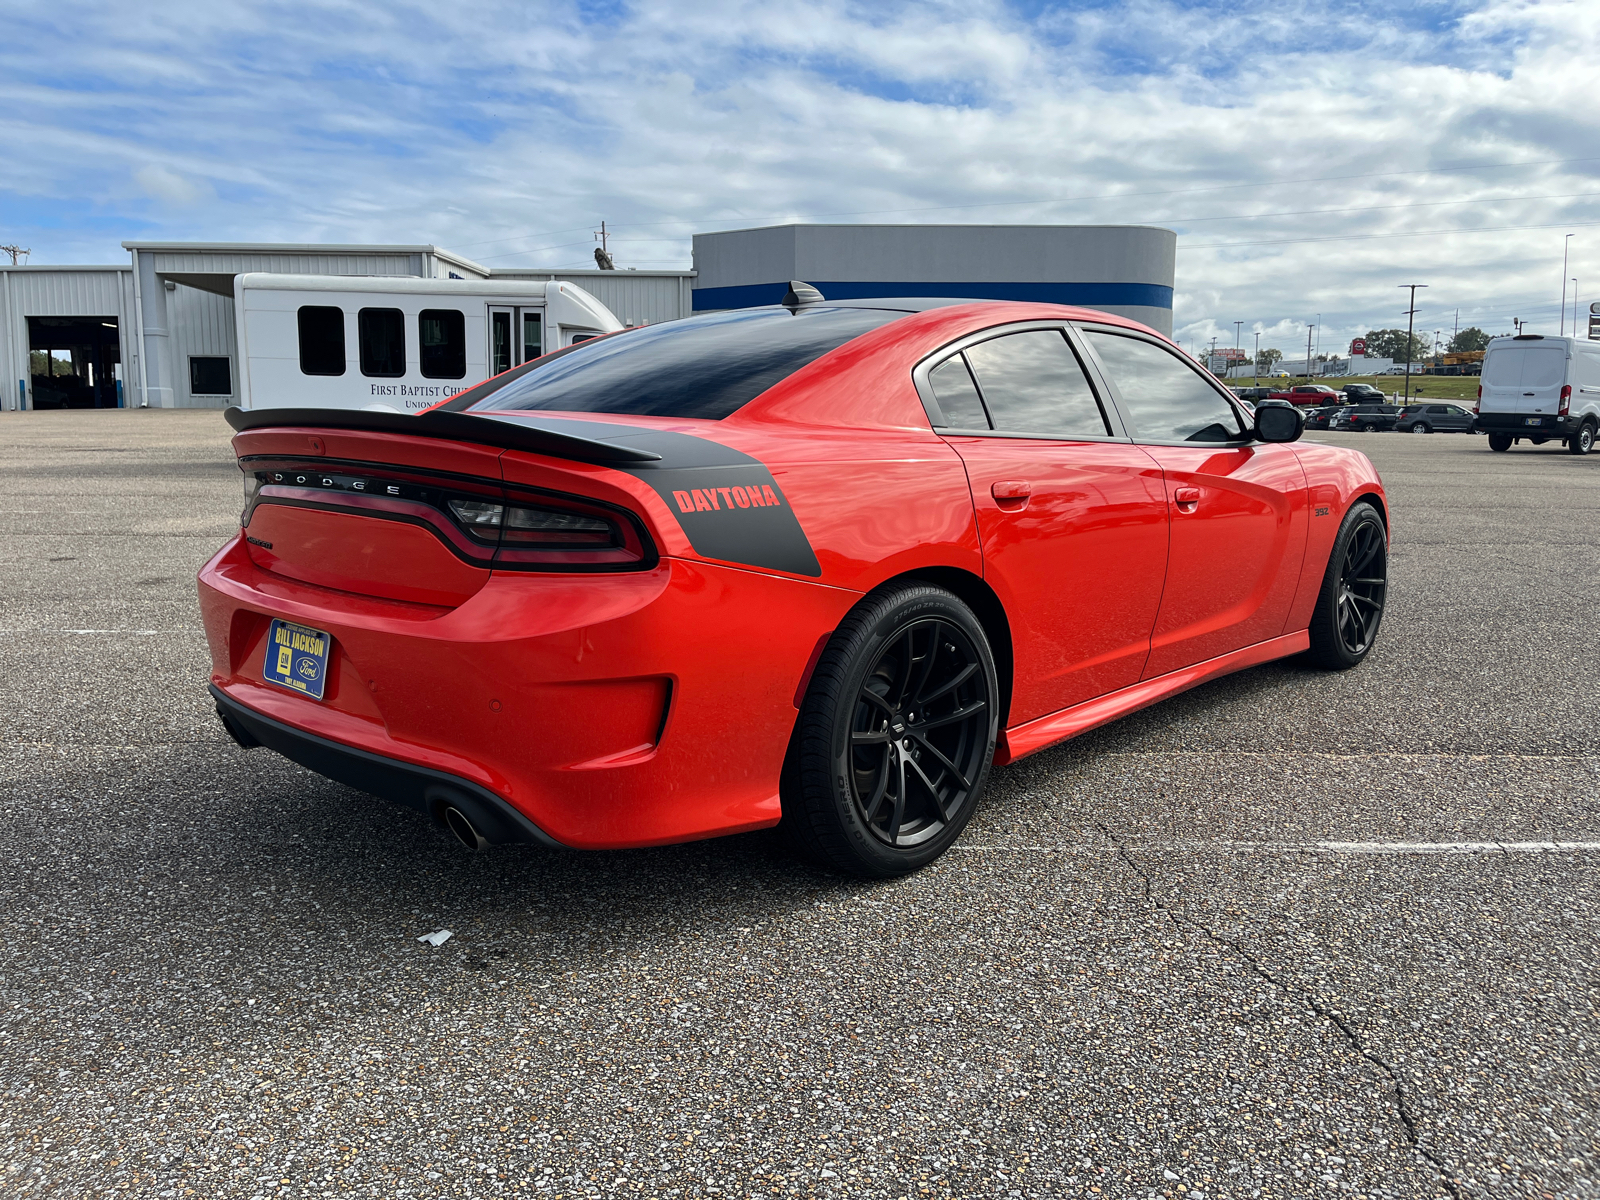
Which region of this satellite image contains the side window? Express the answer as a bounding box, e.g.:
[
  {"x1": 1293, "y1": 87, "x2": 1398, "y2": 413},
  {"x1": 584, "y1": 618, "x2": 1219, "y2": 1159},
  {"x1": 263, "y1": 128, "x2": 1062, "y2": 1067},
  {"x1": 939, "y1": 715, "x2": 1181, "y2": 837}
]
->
[
  {"x1": 419, "y1": 309, "x2": 466, "y2": 379},
  {"x1": 359, "y1": 308, "x2": 406, "y2": 378},
  {"x1": 523, "y1": 312, "x2": 543, "y2": 362},
  {"x1": 189, "y1": 356, "x2": 232, "y2": 396},
  {"x1": 297, "y1": 306, "x2": 345, "y2": 376},
  {"x1": 961, "y1": 329, "x2": 1109, "y2": 438},
  {"x1": 1427, "y1": 405, "x2": 1448, "y2": 414},
  {"x1": 927, "y1": 355, "x2": 990, "y2": 428},
  {"x1": 1085, "y1": 332, "x2": 1244, "y2": 443}
]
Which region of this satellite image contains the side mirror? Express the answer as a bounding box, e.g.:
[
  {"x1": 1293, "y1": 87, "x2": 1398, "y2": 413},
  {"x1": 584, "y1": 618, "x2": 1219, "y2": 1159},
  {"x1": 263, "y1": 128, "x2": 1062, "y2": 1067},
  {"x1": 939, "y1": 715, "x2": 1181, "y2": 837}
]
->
[{"x1": 1254, "y1": 401, "x2": 1303, "y2": 443}]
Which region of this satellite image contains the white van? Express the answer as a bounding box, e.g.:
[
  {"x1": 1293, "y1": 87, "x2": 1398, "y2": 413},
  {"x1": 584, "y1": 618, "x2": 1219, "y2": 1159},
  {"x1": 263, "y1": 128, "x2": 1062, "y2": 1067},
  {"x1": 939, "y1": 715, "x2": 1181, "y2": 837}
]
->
[
  {"x1": 1475, "y1": 334, "x2": 1600, "y2": 454},
  {"x1": 233, "y1": 274, "x2": 623, "y2": 411}
]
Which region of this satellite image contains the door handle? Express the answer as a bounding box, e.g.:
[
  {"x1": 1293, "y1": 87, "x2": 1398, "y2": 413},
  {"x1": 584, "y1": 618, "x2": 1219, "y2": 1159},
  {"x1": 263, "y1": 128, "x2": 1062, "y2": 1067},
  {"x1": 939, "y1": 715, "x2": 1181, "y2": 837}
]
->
[
  {"x1": 991, "y1": 480, "x2": 1031, "y2": 510},
  {"x1": 1173, "y1": 486, "x2": 1201, "y2": 511}
]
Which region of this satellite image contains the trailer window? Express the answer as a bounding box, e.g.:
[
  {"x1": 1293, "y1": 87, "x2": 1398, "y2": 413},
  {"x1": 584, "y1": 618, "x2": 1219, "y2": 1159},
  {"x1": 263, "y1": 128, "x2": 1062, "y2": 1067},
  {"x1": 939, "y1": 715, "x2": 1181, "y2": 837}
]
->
[
  {"x1": 297, "y1": 306, "x2": 345, "y2": 376},
  {"x1": 359, "y1": 308, "x2": 406, "y2": 378},
  {"x1": 419, "y1": 309, "x2": 466, "y2": 379}
]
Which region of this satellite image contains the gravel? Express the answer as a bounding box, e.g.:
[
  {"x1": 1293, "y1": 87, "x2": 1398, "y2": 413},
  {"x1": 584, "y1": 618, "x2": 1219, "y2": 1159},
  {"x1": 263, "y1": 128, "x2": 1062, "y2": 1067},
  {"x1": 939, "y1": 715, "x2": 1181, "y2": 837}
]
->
[{"x1": 2, "y1": 411, "x2": 1596, "y2": 1199}]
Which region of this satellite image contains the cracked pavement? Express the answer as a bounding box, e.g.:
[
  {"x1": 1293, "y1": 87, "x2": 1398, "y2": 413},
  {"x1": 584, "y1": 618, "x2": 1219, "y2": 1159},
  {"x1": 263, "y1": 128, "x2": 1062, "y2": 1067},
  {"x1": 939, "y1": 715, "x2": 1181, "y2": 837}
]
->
[{"x1": 1, "y1": 411, "x2": 1597, "y2": 1199}]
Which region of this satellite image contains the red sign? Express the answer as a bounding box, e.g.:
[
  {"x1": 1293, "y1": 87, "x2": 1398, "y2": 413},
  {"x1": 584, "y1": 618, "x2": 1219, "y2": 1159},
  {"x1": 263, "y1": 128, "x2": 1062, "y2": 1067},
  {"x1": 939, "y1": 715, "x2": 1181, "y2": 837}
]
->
[{"x1": 1350, "y1": 338, "x2": 1367, "y2": 355}]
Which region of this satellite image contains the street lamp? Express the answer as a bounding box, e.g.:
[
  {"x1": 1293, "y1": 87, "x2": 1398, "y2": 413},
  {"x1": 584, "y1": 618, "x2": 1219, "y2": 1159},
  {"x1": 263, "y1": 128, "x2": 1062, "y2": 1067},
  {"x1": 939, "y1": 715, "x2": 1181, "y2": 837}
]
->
[
  {"x1": 1399, "y1": 283, "x2": 1428, "y2": 403},
  {"x1": 1561, "y1": 234, "x2": 1574, "y2": 335},
  {"x1": 1233, "y1": 320, "x2": 1243, "y2": 379},
  {"x1": 1254, "y1": 331, "x2": 1261, "y2": 387}
]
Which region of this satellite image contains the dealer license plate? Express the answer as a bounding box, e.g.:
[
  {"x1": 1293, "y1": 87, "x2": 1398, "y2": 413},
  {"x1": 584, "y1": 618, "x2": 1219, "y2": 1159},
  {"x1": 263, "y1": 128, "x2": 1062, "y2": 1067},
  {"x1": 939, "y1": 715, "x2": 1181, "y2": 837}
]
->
[
  {"x1": 264, "y1": 619, "x2": 331, "y2": 701},
  {"x1": 1525, "y1": 417, "x2": 1544, "y2": 426}
]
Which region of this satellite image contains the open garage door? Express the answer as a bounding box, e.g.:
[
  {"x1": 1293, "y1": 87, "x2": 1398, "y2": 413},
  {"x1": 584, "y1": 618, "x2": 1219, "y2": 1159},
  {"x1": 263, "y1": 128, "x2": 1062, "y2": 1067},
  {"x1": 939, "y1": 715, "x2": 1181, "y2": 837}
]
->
[{"x1": 28, "y1": 316, "x2": 121, "y2": 408}]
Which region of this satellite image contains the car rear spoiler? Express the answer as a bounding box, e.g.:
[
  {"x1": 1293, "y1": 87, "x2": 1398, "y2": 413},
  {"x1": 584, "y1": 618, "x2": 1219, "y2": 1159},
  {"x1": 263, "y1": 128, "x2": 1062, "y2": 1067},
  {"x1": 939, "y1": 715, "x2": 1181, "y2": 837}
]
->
[{"x1": 223, "y1": 406, "x2": 663, "y2": 464}]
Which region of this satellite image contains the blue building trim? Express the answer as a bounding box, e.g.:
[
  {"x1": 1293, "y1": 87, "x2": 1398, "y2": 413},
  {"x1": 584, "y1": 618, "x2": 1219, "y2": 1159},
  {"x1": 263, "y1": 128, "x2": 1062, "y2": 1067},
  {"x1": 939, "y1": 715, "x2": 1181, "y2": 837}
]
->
[{"x1": 691, "y1": 280, "x2": 1174, "y2": 312}]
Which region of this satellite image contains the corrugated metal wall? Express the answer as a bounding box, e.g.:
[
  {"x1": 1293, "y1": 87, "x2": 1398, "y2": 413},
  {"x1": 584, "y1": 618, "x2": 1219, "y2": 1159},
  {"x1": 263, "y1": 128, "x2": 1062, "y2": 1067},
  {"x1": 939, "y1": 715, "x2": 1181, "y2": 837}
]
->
[
  {"x1": 169, "y1": 285, "x2": 238, "y2": 408},
  {"x1": 493, "y1": 271, "x2": 694, "y2": 327},
  {"x1": 0, "y1": 268, "x2": 135, "y2": 411}
]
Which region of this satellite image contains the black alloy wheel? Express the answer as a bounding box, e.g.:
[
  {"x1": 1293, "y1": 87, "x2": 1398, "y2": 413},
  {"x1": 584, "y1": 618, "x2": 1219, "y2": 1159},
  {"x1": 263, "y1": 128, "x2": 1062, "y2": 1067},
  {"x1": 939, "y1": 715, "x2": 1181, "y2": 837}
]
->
[
  {"x1": 847, "y1": 618, "x2": 990, "y2": 850},
  {"x1": 1306, "y1": 501, "x2": 1388, "y2": 670},
  {"x1": 784, "y1": 584, "x2": 998, "y2": 877}
]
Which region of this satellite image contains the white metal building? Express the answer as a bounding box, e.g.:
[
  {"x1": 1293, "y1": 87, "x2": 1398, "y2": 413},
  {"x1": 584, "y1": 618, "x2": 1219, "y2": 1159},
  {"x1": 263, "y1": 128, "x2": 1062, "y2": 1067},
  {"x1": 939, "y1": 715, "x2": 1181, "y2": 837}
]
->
[
  {"x1": 0, "y1": 244, "x2": 696, "y2": 411},
  {"x1": 3, "y1": 223, "x2": 1178, "y2": 411}
]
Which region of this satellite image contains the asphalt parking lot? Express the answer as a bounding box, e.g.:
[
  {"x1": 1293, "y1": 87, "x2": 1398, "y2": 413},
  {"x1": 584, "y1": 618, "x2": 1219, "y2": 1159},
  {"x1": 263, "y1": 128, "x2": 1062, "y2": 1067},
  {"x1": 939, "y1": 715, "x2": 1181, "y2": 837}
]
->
[{"x1": 2, "y1": 411, "x2": 1596, "y2": 1200}]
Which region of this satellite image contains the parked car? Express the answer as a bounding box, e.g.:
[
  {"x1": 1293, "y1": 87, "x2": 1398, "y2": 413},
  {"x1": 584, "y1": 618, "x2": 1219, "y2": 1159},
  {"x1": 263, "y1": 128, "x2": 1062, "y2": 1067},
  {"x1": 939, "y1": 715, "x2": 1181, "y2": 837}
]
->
[
  {"x1": 1269, "y1": 383, "x2": 1343, "y2": 405},
  {"x1": 1474, "y1": 334, "x2": 1600, "y2": 454},
  {"x1": 1341, "y1": 383, "x2": 1387, "y2": 402},
  {"x1": 1231, "y1": 386, "x2": 1274, "y2": 402},
  {"x1": 1395, "y1": 403, "x2": 1476, "y2": 434},
  {"x1": 1302, "y1": 405, "x2": 1348, "y2": 431},
  {"x1": 1332, "y1": 403, "x2": 1401, "y2": 432},
  {"x1": 202, "y1": 294, "x2": 1389, "y2": 877}
]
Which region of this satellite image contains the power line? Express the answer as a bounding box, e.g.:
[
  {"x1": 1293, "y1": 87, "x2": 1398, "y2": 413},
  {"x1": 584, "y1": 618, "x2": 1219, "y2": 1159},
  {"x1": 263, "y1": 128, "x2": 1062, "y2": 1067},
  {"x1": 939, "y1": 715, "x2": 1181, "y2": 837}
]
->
[{"x1": 1180, "y1": 217, "x2": 1600, "y2": 250}]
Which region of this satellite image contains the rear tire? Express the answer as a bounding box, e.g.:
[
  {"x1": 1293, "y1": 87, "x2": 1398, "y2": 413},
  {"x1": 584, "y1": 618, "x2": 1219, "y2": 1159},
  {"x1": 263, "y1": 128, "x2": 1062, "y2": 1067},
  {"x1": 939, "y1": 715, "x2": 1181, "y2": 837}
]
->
[
  {"x1": 1305, "y1": 502, "x2": 1387, "y2": 671},
  {"x1": 1411, "y1": 422, "x2": 1431, "y2": 434},
  {"x1": 1488, "y1": 433, "x2": 1512, "y2": 452},
  {"x1": 783, "y1": 584, "x2": 999, "y2": 878},
  {"x1": 1569, "y1": 422, "x2": 1595, "y2": 455}
]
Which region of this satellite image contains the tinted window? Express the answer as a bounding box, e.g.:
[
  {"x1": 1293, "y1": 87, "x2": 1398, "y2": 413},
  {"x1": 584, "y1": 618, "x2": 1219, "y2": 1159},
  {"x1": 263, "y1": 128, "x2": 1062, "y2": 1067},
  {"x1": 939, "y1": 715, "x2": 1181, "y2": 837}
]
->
[
  {"x1": 927, "y1": 355, "x2": 990, "y2": 428},
  {"x1": 190, "y1": 356, "x2": 232, "y2": 396},
  {"x1": 1086, "y1": 332, "x2": 1244, "y2": 443},
  {"x1": 467, "y1": 307, "x2": 900, "y2": 420},
  {"x1": 419, "y1": 309, "x2": 466, "y2": 379},
  {"x1": 522, "y1": 312, "x2": 542, "y2": 362},
  {"x1": 359, "y1": 308, "x2": 406, "y2": 378},
  {"x1": 298, "y1": 306, "x2": 345, "y2": 376},
  {"x1": 962, "y1": 330, "x2": 1109, "y2": 438},
  {"x1": 1484, "y1": 345, "x2": 1566, "y2": 387}
]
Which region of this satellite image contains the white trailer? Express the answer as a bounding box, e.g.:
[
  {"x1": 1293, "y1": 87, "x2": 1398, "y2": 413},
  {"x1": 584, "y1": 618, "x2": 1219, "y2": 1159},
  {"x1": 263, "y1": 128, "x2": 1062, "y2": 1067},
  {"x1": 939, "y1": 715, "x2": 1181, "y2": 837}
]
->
[{"x1": 233, "y1": 273, "x2": 623, "y2": 411}]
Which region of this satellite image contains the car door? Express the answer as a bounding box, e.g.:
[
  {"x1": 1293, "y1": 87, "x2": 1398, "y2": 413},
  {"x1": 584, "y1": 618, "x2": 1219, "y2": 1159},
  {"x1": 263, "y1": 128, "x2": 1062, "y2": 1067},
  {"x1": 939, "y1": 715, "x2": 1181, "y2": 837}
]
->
[
  {"x1": 917, "y1": 324, "x2": 1169, "y2": 725},
  {"x1": 1077, "y1": 326, "x2": 1309, "y2": 679},
  {"x1": 1439, "y1": 404, "x2": 1470, "y2": 431}
]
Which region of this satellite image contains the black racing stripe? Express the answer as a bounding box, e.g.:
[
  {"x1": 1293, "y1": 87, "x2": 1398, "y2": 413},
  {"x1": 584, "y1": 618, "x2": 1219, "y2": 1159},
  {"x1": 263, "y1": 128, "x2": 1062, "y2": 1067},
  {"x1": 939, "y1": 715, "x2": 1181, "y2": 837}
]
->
[{"x1": 525, "y1": 425, "x2": 821, "y2": 578}]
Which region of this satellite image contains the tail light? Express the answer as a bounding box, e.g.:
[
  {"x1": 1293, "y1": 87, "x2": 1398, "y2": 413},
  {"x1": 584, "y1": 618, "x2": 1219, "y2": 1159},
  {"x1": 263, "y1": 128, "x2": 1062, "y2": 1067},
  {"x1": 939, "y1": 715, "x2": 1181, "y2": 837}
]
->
[
  {"x1": 1559, "y1": 384, "x2": 1571, "y2": 416},
  {"x1": 243, "y1": 460, "x2": 654, "y2": 572}
]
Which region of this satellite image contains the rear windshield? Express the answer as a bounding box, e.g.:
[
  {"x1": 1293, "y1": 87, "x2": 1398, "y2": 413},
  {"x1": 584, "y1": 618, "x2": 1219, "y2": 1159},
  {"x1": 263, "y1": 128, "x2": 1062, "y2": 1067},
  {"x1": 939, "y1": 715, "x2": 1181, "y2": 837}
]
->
[
  {"x1": 461, "y1": 307, "x2": 902, "y2": 420},
  {"x1": 1484, "y1": 345, "x2": 1566, "y2": 388}
]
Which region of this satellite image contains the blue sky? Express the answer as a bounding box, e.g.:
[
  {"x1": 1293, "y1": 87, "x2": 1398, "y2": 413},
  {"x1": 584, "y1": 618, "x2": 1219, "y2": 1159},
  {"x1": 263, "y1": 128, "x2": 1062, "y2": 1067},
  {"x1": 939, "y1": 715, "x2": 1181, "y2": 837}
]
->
[{"x1": 3, "y1": 0, "x2": 1597, "y2": 352}]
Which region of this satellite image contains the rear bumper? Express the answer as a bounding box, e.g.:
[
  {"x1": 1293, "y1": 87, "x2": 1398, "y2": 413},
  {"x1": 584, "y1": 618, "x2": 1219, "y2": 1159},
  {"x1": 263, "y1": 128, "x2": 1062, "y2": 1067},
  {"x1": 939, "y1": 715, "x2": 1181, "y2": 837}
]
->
[
  {"x1": 1474, "y1": 412, "x2": 1574, "y2": 436},
  {"x1": 212, "y1": 684, "x2": 562, "y2": 847},
  {"x1": 199, "y1": 533, "x2": 858, "y2": 849}
]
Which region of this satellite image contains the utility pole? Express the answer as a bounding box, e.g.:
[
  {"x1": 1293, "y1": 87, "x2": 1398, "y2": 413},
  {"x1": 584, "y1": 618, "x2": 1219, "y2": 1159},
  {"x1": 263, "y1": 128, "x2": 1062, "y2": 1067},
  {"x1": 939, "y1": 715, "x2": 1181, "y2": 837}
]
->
[
  {"x1": 0, "y1": 244, "x2": 29, "y2": 265},
  {"x1": 1233, "y1": 320, "x2": 1243, "y2": 379},
  {"x1": 1453, "y1": 308, "x2": 1459, "y2": 347},
  {"x1": 1253, "y1": 331, "x2": 1261, "y2": 387},
  {"x1": 1303, "y1": 324, "x2": 1315, "y2": 381},
  {"x1": 1573, "y1": 279, "x2": 1579, "y2": 337},
  {"x1": 1399, "y1": 283, "x2": 1428, "y2": 403}
]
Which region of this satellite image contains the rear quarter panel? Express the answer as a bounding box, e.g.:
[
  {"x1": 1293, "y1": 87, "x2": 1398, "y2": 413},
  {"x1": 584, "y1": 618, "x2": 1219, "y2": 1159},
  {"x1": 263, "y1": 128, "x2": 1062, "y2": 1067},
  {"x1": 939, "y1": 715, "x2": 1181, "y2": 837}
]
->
[{"x1": 1283, "y1": 443, "x2": 1388, "y2": 632}]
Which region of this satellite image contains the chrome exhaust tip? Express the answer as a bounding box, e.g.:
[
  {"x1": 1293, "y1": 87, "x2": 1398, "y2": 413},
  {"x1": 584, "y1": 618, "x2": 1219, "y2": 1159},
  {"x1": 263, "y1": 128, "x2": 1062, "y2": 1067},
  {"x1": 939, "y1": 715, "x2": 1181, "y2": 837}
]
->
[{"x1": 443, "y1": 806, "x2": 490, "y2": 851}]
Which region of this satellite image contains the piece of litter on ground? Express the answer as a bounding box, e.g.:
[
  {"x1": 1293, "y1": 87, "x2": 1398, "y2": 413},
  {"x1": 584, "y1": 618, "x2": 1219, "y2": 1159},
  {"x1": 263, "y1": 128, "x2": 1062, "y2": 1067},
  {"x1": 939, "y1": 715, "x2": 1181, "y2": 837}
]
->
[{"x1": 417, "y1": 929, "x2": 453, "y2": 947}]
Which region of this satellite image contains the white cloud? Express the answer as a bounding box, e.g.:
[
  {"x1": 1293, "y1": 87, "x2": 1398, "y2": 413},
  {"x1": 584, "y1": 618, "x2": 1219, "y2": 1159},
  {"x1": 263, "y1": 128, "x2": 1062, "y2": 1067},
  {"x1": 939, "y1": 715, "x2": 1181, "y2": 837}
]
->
[
  {"x1": 0, "y1": 0, "x2": 1596, "y2": 345},
  {"x1": 133, "y1": 164, "x2": 212, "y2": 207}
]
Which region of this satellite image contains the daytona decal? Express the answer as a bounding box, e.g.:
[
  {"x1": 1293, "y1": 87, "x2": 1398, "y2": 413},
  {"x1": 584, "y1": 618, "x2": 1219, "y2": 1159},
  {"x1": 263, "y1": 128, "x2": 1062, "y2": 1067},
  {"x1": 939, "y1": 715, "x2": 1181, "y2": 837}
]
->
[{"x1": 482, "y1": 418, "x2": 822, "y2": 577}]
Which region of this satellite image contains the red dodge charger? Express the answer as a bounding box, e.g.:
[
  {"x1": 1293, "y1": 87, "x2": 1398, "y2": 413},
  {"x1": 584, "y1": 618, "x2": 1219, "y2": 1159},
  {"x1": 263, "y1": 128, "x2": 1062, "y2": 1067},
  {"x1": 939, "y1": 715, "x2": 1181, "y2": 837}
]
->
[{"x1": 200, "y1": 289, "x2": 1388, "y2": 877}]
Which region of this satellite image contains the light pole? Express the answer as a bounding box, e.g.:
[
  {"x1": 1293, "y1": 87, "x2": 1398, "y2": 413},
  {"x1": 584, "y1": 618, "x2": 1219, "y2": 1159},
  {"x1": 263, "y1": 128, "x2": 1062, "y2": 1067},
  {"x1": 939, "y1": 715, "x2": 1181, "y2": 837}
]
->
[
  {"x1": 1253, "y1": 331, "x2": 1261, "y2": 387},
  {"x1": 1233, "y1": 320, "x2": 1243, "y2": 379},
  {"x1": 1573, "y1": 278, "x2": 1579, "y2": 337},
  {"x1": 1304, "y1": 324, "x2": 1315, "y2": 383},
  {"x1": 1562, "y1": 234, "x2": 1574, "y2": 334},
  {"x1": 1399, "y1": 283, "x2": 1428, "y2": 403}
]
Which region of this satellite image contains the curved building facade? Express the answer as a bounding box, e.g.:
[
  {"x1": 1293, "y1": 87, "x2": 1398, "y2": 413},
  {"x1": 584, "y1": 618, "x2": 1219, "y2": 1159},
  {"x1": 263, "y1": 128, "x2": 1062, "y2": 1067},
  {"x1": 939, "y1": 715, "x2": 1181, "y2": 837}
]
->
[{"x1": 691, "y1": 224, "x2": 1176, "y2": 336}]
